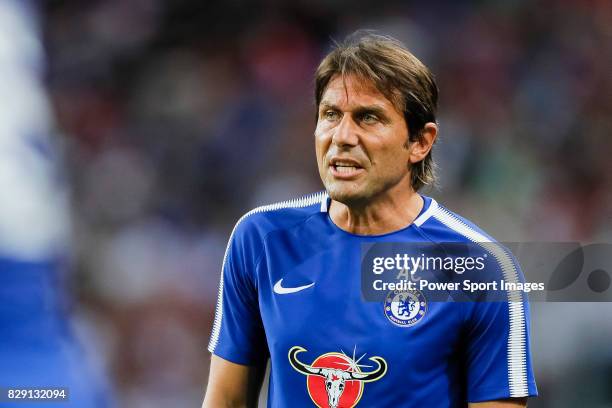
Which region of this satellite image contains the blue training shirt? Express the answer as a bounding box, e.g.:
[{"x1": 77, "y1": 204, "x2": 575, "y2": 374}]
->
[{"x1": 208, "y1": 192, "x2": 537, "y2": 407}]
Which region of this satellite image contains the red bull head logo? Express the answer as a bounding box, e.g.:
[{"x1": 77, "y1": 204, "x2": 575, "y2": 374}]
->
[{"x1": 288, "y1": 346, "x2": 387, "y2": 408}]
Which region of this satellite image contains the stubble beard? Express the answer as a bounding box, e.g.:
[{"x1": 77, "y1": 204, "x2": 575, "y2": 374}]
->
[
  {"x1": 324, "y1": 174, "x2": 385, "y2": 209},
  {"x1": 326, "y1": 181, "x2": 369, "y2": 207},
  {"x1": 323, "y1": 169, "x2": 412, "y2": 209}
]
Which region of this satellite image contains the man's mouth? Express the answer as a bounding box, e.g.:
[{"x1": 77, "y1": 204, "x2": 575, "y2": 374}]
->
[
  {"x1": 334, "y1": 163, "x2": 360, "y2": 173},
  {"x1": 329, "y1": 158, "x2": 364, "y2": 179}
]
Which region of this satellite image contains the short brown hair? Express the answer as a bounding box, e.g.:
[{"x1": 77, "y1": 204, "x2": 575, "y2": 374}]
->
[{"x1": 314, "y1": 32, "x2": 438, "y2": 191}]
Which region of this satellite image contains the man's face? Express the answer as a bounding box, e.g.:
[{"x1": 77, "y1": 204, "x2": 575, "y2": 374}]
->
[{"x1": 315, "y1": 74, "x2": 412, "y2": 205}]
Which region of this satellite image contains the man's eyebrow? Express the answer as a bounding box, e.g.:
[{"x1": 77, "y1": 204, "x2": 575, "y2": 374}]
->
[
  {"x1": 319, "y1": 102, "x2": 338, "y2": 111},
  {"x1": 318, "y1": 102, "x2": 389, "y2": 116},
  {"x1": 353, "y1": 105, "x2": 388, "y2": 116}
]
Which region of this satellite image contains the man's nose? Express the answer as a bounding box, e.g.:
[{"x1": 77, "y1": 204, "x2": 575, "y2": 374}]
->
[{"x1": 332, "y1": 115, "x2": 359, "y2": 147}]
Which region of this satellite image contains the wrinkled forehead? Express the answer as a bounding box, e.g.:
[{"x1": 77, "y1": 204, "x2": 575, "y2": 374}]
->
[{"x1": 320, "y1": 74, "x2": 403, "y2": 112}]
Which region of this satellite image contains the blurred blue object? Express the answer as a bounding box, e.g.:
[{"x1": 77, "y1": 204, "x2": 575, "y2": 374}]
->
[
  {"x1": 0, "y1": 258, "x2": 111, "y2": 407},
  {"x1": 0, "y1": 0, "x2": 112, "y2": 406}
]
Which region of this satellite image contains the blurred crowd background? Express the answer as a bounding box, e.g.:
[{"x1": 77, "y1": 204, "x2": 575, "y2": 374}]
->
[{"x1": 1, "y1": 0, "x2": 610, "y2": 407}]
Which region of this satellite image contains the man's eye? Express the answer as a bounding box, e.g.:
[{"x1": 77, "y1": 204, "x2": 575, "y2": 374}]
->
[
  {"x1": 323, "y1": 110, "x2": 339, "y2": 120},
  {"x1": 362, "y1": 113, "x2": 378, "y2": 123}
]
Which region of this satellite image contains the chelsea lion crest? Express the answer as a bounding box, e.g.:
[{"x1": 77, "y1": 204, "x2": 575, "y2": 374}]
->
[{"x1": 384, "y1": 289, "x2": 427, "y2": 327}]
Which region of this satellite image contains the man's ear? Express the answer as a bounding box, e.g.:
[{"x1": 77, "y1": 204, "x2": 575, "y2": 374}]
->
[{"x1": 408, "y1": 122, "x2": 438, "y2": 164}]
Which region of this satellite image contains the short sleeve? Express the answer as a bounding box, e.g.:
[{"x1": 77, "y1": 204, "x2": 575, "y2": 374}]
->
[
  {"x1": 207, "y1": 218, "x2": 267, "y2": 365},
  {"x1": 464, "y1": 247, "x2": 538, "y2": 402}
]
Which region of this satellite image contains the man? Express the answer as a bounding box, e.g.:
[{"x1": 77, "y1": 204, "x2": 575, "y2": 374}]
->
[{"x1": 203, "y1": 33, "x2": 537, "y2": 407}]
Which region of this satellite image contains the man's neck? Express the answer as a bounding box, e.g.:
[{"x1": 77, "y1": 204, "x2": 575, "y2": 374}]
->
[{"x1": 328, "y1": 189, "x2": 424, "y2": 235}]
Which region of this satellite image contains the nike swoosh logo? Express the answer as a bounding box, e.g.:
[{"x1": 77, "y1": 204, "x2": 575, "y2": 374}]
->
[{"x1": 273, "y1": 278, "x2": 314, "y2": 294}]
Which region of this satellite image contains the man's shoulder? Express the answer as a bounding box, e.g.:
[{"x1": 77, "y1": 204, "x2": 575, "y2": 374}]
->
[
  {"x1": 420, "y1": 199, "x2": 523, "y2": 279},
  {"x1": 419, "y1": 198, "x2": 497, "y2": 243},
  {"x1": 231, "y1": 191, "x2": 328, "y2": 241}
]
